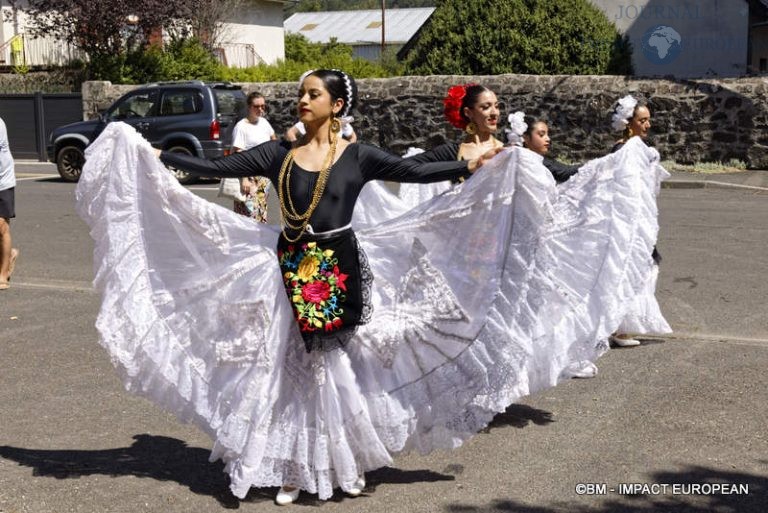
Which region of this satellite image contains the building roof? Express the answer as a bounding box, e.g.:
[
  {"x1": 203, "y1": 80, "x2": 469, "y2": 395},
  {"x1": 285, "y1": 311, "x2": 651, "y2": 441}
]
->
[{"x1": 284, "y1": 8, "x2": 436, "y2": 46}]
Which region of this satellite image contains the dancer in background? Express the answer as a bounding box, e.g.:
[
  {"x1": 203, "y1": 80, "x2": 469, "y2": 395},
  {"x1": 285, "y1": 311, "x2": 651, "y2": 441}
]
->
[
  {"x1": 396, "y1": 83, "x2": 503, "y2": 206},
  {"x1": 608, "y1": 95, "x2": 671, "y2": 346},
  {"x1": 507, "y1": 111, "x2": 580, "y2": 184}
]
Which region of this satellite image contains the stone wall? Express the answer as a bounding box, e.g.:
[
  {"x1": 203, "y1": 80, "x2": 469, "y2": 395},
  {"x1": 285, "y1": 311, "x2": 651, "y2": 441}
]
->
[{"x1": 82, "y1": 74, "x2": 768, "y2": 168}]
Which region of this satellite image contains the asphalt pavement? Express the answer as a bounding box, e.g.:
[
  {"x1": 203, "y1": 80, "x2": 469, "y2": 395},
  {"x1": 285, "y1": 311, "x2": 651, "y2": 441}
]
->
[{"x1": 1, "y1": 164, "x2": 766, "y2": 513}]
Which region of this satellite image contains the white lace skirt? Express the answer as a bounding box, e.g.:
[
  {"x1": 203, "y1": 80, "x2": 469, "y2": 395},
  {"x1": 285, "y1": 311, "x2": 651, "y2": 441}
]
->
[
  {"x1": 76, "y1": 123, "x2": 669, "y2": 499},
  {"x1": 618, "y1": 264, "x2": 671, "y2": 334}
]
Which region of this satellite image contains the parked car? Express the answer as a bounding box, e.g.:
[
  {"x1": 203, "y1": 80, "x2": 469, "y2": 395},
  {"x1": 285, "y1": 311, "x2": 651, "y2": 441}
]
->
[{"x1": 47, "y1": 81, "x2": 246, "y2": 183}]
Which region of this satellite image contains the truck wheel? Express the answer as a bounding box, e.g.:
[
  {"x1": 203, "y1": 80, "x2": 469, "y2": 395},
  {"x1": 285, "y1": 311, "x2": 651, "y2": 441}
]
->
[
  {"x1": 56, "y1": 145, "x2": 85, "y2": 182},
  {"x1": 166, "y1": 145, "x2": 196, "y2": 185}
]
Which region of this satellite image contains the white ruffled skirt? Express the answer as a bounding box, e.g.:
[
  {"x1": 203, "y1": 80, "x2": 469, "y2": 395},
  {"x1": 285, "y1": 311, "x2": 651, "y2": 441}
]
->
[{"x1": 76, "y1": 123, "x2": 668, "y2": 499}]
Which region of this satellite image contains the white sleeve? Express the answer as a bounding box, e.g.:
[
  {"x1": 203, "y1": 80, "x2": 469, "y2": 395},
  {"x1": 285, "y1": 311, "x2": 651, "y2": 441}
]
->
[
  {"x1": 293, "y1": 121, "x2": 306, "y2": 135},
  {"x1": 232, "y1": 120, "x2": 247, "y2": 150},
  {"x1": 264, "y1": 119, "x2": 275, "y2": 137}
]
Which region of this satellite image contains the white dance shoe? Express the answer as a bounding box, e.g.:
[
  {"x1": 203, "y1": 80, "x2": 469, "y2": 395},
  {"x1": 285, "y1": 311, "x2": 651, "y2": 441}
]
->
[
  {"x1": 610, "y1": 334, "x2": 641, "y2": 347},
  {"x1": 562, "y1": 360, "x2": 598, "y2": 379},
  {"x1": 275, "y1": 486, "x2": 300, "y2": 506},
  {"x1": 346, "y1": 475, "x2": 366, "y2": 497}
]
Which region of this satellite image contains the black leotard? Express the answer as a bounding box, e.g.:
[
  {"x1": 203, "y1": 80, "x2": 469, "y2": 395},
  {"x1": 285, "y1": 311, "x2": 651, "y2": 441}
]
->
[{"x1": 161, "y1": 140, "x2": 471, "y2": 232}]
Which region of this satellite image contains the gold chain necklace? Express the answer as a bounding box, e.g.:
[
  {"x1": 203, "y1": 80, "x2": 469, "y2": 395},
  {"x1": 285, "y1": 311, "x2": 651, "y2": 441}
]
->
[{"x1": 278, "y1": 134, "x2": 339, "y2": 242}]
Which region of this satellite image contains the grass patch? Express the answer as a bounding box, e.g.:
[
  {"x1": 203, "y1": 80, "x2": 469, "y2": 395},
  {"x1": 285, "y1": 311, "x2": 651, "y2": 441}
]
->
[{"x1": 661, "y1": 159, "x2": 748, "y2": 174}]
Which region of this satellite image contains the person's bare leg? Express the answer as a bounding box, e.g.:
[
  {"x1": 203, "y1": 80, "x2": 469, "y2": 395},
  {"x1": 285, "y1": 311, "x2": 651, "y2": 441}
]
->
[{"x1": 0, "y1": 217, "x2": 11, "y2": 284}]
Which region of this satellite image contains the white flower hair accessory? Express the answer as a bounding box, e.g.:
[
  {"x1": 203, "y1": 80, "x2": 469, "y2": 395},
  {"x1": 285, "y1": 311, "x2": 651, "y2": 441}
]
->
[
  {"x1": 611, "y1": 94, "x2": 638, "y2": 132},
  {"x1": 402, "y1": 147, "x2": 425, "y2": 158},
  {"x1": 506, "y1": 111, "x2": 528, "y2": 146},
  {"x1": 339, "y1": 116, "x2": 354, "y2": 138},
  {"x1": 298, "y1": 69, "x2": 315, "y2": 84}
]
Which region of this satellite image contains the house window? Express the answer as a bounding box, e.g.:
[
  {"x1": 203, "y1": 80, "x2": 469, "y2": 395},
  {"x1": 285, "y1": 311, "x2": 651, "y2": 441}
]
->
[{"x1": 761, "y1": 58, "x2": 767, "y2": 73}]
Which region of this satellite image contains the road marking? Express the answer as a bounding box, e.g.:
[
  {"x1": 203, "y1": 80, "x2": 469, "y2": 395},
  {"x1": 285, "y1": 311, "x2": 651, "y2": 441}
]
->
[
  {"x1": 644, "y1": 332, "x2": 768, "y2": 348},
  {"x1": 9, "y1": 279, "x2": 94, "y2": 293},
  {"x1": 15, "y1": 174, "x2": 57, "y2": 181}
]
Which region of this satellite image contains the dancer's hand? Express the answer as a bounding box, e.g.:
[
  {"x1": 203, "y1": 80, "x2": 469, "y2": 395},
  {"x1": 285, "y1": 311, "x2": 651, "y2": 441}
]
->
[{"x1": 467, "y1": 146, "x2": 503, "y2": 173}]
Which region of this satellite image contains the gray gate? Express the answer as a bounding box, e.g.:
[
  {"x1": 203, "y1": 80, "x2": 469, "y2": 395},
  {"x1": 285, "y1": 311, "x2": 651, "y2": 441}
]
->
[{"x1": 0, "y1": 93, "x2": 82, "y2": 161}]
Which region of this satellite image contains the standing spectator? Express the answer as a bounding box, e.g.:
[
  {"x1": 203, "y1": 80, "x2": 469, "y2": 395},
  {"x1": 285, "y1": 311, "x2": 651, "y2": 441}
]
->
[
  {"x1": 0, "y1": 116, "x2": 19, "y2": 290},
  {"x1": 231, "y1": 92, "x2": 277, "y2": 222}
]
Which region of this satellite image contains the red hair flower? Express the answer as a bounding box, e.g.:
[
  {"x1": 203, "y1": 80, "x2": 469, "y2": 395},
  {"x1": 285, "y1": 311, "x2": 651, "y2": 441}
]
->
[{"x1": 443, "y1": 83, "x2": 476, "y2": 130}]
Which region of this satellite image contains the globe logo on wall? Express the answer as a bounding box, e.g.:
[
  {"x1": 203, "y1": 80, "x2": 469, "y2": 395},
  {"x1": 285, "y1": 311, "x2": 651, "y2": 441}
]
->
[{"x1": 641, "y1": 25, "x2": 682, "y2": 65}]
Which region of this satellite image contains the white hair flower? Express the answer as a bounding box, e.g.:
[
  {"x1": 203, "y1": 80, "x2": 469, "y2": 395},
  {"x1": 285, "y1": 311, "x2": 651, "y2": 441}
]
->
[
  {"x1": 611, "y1": 94, "x2": 638, "y2": 132},
  {"x1": 402, "y1": 147, "x2": 425, "y2": 158},
  {"x1": 298, "y1": 69, "x2": 315, "y2": 84},
  {"x1": 506, "y1": 112, "x2": 528, "y2": 146}
]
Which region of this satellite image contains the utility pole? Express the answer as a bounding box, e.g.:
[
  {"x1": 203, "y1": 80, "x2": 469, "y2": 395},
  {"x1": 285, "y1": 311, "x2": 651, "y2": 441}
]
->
[{"x1": 381, "y1": 0, "x2": 386, "y2": 58}]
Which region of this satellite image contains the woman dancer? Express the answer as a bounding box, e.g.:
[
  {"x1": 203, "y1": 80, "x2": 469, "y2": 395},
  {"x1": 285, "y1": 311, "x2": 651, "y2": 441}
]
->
[
  {"x1": 608, "y1": 95, "x2": 671, "y2": 346},
  {"x1": 507, "y1": 112, "x2": 580, "y2": 184},
  {"x1": 75, "y1": 70, "x2": 667, "y2": 506},
  {"x1": 395, "y1": 84, "x2": 503, "y2": 205}
]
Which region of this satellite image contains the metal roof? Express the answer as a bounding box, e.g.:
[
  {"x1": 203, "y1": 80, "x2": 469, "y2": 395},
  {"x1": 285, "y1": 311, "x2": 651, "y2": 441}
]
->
[{"x1": 284, "y1": 8, "x2": 435, "y2": 45}]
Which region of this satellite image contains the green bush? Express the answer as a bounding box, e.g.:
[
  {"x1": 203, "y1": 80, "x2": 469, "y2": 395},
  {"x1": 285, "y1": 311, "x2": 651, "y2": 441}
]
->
[
  {"x1": 87, "y1": 34, "x2": 391, "y2": 84},
  {"x1": 221, "y1": 33, "x2": 390, "y2": 82},
  {"x1": 403, "y1": 0, "x2": 633, "y2": 76}
]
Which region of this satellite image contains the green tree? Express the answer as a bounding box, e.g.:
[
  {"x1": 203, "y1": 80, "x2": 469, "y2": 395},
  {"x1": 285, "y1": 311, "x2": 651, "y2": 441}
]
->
[{"x1": 403, "y1": 0, "x2": 632, "y2": 75}]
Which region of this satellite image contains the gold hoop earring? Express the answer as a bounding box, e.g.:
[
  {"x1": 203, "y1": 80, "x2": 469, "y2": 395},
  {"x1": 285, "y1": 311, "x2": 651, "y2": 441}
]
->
[
  {"x1": 331, "y1": 117, "x2": 341, "y2": 134},
  {"x1": 465, "y1": 122, "x2": 477, "y2": 135}
]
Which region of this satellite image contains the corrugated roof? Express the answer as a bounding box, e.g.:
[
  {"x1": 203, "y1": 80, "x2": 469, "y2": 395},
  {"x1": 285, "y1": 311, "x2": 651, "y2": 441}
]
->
[{"x1": 284, "y1": 8, "x2": 435, "y2": 45}]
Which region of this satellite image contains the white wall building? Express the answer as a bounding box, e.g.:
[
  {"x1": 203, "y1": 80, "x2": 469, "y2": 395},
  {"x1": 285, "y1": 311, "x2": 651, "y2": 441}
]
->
[
  {"x1": 1, "y1": 0, "x2": 84, "y2": 67},
  {"x1": 1, "y1": 0, "x2": 288, "y2": 69},
  {"x1": 590, "y1": 0, "x2": 750, "y2": 77},
  {"x1": 216, "y1": 0, "x2": 290, "y2": 67}
]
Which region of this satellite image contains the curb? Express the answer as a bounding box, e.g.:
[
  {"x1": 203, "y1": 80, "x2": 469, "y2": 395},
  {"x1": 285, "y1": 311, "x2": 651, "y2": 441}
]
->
[{"x1": 663, "y1": 180, "x2": 768, "y2": 192}]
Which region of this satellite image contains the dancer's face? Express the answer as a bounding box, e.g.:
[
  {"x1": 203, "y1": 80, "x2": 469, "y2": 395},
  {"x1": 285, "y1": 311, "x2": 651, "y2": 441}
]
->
[
  {"x1": 523, "y1": 122, "x2": 550, "y2": 156},
  {"x1": 464, "y1": 91, "x2": 500, "y2": 135},
  {"x1": 629, "y1": 106, "x2": 651, "y2": 139},
  {"x1": 297, "y1": 75, "x2": 344, "y2": 124}
]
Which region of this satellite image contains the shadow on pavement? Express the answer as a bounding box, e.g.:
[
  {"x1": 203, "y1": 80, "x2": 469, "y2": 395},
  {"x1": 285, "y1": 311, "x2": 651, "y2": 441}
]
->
[
  {"x1": 0, "y1": 433, "x2": 462, "y2": 508},
  {"x1": 487, "y1": 404, "x2": 556, "y2": 430},
  {"x1": 0, "y1": 434, "x2": 244, "y2": 508},
  {"x1": 443, "y1": 464, "x2": 767, "y2": 513}
]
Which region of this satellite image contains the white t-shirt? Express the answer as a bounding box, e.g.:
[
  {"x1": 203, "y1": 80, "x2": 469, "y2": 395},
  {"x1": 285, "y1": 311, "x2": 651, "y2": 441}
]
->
[
  {"x1": 0, "y1": 117, "x2": 15, "y2": 192},
  {"x1": 232, "y1": 117, "x2": 275, "y2": 151}
]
